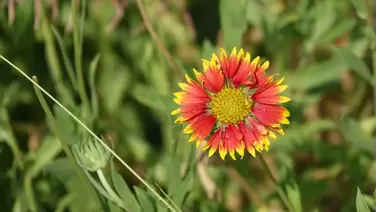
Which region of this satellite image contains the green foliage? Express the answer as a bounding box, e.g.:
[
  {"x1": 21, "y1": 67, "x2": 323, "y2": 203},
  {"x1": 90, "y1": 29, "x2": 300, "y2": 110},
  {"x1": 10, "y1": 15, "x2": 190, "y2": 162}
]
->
[
  {"x1": 356, "y1": 187, "x2": 372, "y2": 212},
  {"x1": 0, "y1": 0, "x2": 375, "y2": 211}
]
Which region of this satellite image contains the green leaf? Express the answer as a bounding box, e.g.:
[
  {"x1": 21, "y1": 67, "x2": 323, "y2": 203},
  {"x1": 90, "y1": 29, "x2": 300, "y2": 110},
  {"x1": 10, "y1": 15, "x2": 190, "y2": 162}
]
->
[
  {"x1": 356, "y1": 187, "x2": 371, "y2": 212},
  {"x1": 280, "y1": 166, "x2": 302, "y2": 212},
  {"x1": 220, "y1": 0, "x2": 248, "y2": 50},
  {"x1": 172, "y1": 172, "x2": 194, "y2": 207},
  {"x1": 111, "y1": 170, "x2": 141, "y2": 212},
  {"x1": 134, "y1": 187, "x2": 155, "y2": 212},
  {"x1": 27, "y1": 136, "x2": 62, "y2": 177},
  {"x1": 89, "y1": 54, "x2": 101, "y2": 118},
  {"x1": 44, "y1": 158, "x2": 76, "y2": 182},
  {"x1": 276, "y1": 12, "x2": 300, "y2": 30},
  {"x1": 98, "y1": 57, "x2": 131, "y2": 114},
  {"x1": 332, "y1": 46, "x2": 374, "y2": 87},
  {"x1": 350, "y1": 0, "x2": 368, "y2": 20},
  {"x1": 320, "y1": 19, "x2": 356, "y2": 44},
  {"x1": 271, "y1": 119, "x2": 337, "y2": 152},
  {"x1": 51, "y1": 26, "x2": 77, "y2": 90},
  {"x1": 132, "y1": 84, "x2": 165, "y2": 112},
  {"x1": 108, "y1": 202, "x2": 124, "y2": 212},
  {"x1": 167, "y1": 157, "x2": 181, "y2": 199},
  {"x1": 201, "y1": 39, "x2": 216, "y2": 60},
  {"x1": 340, "y1": 117, "x2": 376, "y2": 155},
  {"x1": 306, "y1": 0, "x2": 336, "y2": 50},
  {"x1": 364, "y1": 195, "x2": 376, "y2": 211},
  {"x1": 285, "y1": 57, "x2": 347, "y2": 90},
  {"x1": 53, "y1": 105, "x2": 78, "y2": 146}
]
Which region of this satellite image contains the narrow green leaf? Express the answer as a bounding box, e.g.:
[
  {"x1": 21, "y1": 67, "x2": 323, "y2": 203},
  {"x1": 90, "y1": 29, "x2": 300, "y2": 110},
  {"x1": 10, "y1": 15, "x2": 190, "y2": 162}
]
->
[
  {"x1": 111, "y1": 170, "x2": 141, "y2": 212},
  {"x1": 364, "y1": 195, "x2": 376, "y2": 211},
  {"x1": 174, "y1": 57, "x2": 190, "y2": 76},
  {"x1": 98, "y1": 61, "x2": 131, "y2": 114},
  {"x1": 167, "y1": 157, "x2": 181, "y2": 198},
  {"x1": 309, "y1": 1, "x2": 336, "y2": 43},
  {"x1": 320, "y1": 19, "x2": 356, "y2": 44},
  {"x1": 51, "y1": 26, "x2": 77, "y2": 90},
  {"x1": 44, "y1": 158, "x2": 76, "y2": 182},
  {"x1": 332, "y1": 46, "x2": 374, "y2": 86},
  {"x1": 89, "y1": 54, "x2": 101, "y2": 118},
  {"x1": 356, "y1": 187, "x2": 371, "y2": 212},
  {"x1": 350, "y1": 0, "x2": 368, "y2": 20},
  {"x1": 53, "y1": 105, "x2": 78, "y2": 146},
  {"x1": 172, "y1": 172, "x2": 194, "y2": 207},
  {"x1": 220, "y1": 0, "x2": 248, "y2": 50},
  {"x1": 340, "y1": 117, "x2": 376, "y2": 155},
  {"x1": 286, "y1": 182, "x2": 302, "y2": 212},
  {"x1": 280, "y1": 166, "x2": 302, "y2": 212},
  {"x1": 132, "y1": 84, "x2": 165, "y2": 112},
  {"x1": 134, "y1": 187, "x2": 156, "y2": 212},
  {"x1": 285, "y1": 57, "x2": 347, "y2": 90},
  {"x1": 27, "y1": 136, "x2": 62, "y2": 177},
  {"x1": 201, "y1": 39, "x2": 216, "y2": 60}
]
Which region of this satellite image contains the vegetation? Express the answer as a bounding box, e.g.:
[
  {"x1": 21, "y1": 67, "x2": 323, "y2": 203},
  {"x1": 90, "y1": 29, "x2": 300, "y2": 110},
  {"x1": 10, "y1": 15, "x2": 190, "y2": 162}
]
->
[{"x1": 0, "y1": 0, "x2": 375, "y2": 211}]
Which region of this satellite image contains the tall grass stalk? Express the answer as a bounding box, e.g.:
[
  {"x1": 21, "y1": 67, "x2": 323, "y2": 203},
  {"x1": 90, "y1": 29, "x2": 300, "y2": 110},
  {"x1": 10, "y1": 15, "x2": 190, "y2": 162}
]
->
[{"x1": 0, "y1": 55, "x2": 179, "y2": 212}]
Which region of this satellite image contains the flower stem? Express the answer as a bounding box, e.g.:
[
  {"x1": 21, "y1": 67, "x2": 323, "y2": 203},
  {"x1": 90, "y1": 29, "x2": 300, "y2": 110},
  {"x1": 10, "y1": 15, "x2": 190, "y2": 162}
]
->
[
  {"x1": 31, "y1": 76, "x2": 101, "y2": 208},
  {"x1": 0, "y1": 55, "x2": 178, "y2": 212},
  {"x1": 134, "y1": 0, "x2": 183, "y2": 77},
  {"x1": 71, "y1": 0, "x2": 90, "y2": 110},
  {"x1": 1, "y1": 107, "x2": 23, "y2": 169},
  {"x1": 259, "y1": 155, "x2": 296, "y2": 212},
  {"x1": 96, "y1": 169, "x2": 124, "y2": 207}
]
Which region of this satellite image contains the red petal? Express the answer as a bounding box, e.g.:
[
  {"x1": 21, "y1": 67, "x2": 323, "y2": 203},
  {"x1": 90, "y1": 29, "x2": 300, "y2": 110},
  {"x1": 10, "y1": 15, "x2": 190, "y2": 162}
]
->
[
  {"x1": 252, "y1": 104, "x2": 290, "y2": 126},
  {"x1": 199, "y1": 68, "x2": 225, "y2": 93},
  {"x1": 186, "y1": 81, "x2": 210, "y2": 99},
  {"x1": 180, "y1": 103, "x2": 208, "y2": 121},
  {"x1": 203, "y1": 129, "x2": 222, "y2": 156},
  {"x1": 181, "y1": 81, "x2": 211, "y2": 105},
  {"x1": 252, "y1": 83, "x2": 285, "y2": 105},
  {"x1": 188, "y1": 114, "x2": 217, "y2": 140},
  {"x1": 239, "y1": 122, "x2": 256, "y2": 149},
  {"x1": 220, "y1": 55, "x2": 239, "y2": 79},
  {"x1": 248, "y1": 68, "x2": 270, "y2": 89},
  {"x1": 232, "y1": 60, "x2": 255, "y2": 88},
  {"x1": 222, "y1": 125, "x2": 243, "y2": 149}
]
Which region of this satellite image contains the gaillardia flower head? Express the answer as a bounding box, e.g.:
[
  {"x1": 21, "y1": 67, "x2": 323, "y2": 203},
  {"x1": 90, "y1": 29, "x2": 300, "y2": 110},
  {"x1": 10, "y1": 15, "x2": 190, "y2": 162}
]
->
[{"x1": 171, "y1": 47, "x2": 291, "y2": 160}]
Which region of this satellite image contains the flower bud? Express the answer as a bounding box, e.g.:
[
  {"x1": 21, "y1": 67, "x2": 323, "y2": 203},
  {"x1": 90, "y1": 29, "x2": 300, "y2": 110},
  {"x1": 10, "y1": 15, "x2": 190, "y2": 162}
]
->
[{"x1": 72, "y1": 137, "x2": 111, "y2": 172}]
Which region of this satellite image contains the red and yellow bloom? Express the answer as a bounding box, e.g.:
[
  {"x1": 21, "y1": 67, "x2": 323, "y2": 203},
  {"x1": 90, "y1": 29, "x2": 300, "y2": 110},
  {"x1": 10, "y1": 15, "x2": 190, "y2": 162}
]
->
[{"x1": 171, "y1": 47, "x2": 290, "y2": 160}]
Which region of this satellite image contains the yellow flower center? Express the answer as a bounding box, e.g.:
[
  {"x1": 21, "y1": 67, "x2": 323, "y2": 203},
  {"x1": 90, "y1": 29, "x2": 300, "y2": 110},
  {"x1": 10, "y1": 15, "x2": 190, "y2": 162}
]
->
[{"x1": 210, "y1": 88, "x2": 252, "y2": 124}]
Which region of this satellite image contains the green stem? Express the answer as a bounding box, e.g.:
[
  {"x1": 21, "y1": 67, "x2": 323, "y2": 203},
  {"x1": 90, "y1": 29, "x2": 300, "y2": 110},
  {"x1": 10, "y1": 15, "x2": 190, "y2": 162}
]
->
[
  {"x1": 96, "y1": 169, "x2": 124, "y2": 207},
  {"x1": 24, "y1": 174, "x2": 38, "y2": 212},
  {"x1": 1, "y1": 107, "x2": 23, "y2": 169},
  {"x1": 84, "y1": 170, "x2": 117, "y2": 204},
  {"x1": 51, "y1": 26, "x2": 77, "y2": 91},
  {"x1": 39, "y1": 2, "x2": 72, "y2": 103},
  {"x1": 0, "y1": 55, "x2": 177, "y2": 212},
  {"x1": 32, "y1": 76, "x2": 101, "y2": 209},
  {"x1": 55, "y1": 194, "x2": 75, "y2": 212},
  {"x1": 259, "y1": 155, "x2": 296, "y2": 212},
  {"x1": 71, "y1": 0, "x2": 90, "y2": 109}
]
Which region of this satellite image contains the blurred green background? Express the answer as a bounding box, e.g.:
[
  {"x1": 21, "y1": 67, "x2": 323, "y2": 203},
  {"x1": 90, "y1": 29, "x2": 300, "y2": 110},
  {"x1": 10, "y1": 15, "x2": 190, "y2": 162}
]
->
[{"x1": 0, "y1": 0, "x2": 376, "y2": 211}]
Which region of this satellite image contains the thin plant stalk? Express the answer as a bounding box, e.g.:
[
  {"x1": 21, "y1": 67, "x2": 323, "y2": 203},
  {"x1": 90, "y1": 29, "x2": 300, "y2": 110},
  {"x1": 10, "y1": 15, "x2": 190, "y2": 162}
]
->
[
  {"x1": 1, "y1": 107, "x2": 23, "y2": 169},
  {"x1": 51, "y1": 26, "x2": 77, "y2": 91},
  {"x1": 39, "y1": 1, "x2": 72, "y2": 101},
  {"x1": 32, "y1": 76, "x2": 101, "y2": 209},
  {"x1": 55, "y1": 194, "x2": 75, "y2": 212},
  {"x1": 71, "y1": 0, "x2": 90, "y2": 109},
  {"x1": 96, "y1": 169, "x2": 124, "y2": 208},
  {"x1": 134, "y1": 0, "x2": 183, "y2": 77},
  {"x1": 0, "y1": 55, "x2": 178, "y2": 212},
  {"x1": 24, "y1": 174, "x2": 38, "y2": 212},
  {"x1": 259, "y1": 154, "x2": 296, "y2": 212}
]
